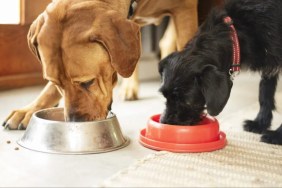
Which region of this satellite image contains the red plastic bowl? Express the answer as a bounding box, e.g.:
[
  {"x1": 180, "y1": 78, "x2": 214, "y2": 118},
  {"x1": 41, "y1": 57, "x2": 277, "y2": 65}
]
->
[
  {"x1": 139, "y1": 114, "x2": 227, "y2": 153},
  {"x1": 146, "y1": 114, "x2": 219, "y2": 144}
]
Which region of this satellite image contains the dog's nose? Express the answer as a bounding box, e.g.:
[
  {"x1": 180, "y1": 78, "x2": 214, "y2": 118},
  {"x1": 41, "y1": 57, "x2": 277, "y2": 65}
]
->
[
  {"x1": 160, "y1": 112, "x2": 196, "y2": 125},
  {"x1": 66, "y1": 112, "x2": 86, "y2": 122},
  {"x1": 160, "y1": 112, "x2": 180, "y2": 124}
]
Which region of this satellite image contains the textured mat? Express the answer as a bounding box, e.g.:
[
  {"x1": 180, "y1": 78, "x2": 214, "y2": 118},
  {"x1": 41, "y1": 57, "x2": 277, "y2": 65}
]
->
[{"x1": 101, "y1": 131, "x2": 282, "y2": 187}]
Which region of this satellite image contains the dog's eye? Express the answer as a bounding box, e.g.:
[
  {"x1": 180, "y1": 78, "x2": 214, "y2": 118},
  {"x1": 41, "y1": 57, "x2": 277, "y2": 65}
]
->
[{"x1": 80, "y1": 79, "x2": 95, "y2": 89}]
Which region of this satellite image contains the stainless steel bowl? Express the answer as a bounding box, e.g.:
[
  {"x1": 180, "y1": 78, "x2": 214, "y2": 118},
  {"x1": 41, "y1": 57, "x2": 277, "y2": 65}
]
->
[{"x1": 17, "y1": 108, "x2": 129, "y2": 154}]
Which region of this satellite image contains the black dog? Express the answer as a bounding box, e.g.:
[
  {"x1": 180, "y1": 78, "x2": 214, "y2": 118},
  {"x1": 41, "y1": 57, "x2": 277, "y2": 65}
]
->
[{"x1": 158, "y1": 0, "x2": 282, "y2": 145}]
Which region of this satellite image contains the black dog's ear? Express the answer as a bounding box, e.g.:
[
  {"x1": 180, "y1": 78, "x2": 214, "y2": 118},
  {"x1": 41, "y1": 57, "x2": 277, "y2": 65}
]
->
[{"x1": 200, "y1": 65, "x2": 233, "y2": 116}]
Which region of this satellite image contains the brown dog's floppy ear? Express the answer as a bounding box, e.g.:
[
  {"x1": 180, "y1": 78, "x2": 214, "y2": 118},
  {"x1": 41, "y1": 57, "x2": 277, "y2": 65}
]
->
[
  {"x1": 27, "y1": 13, "x2": 45, "y2": 62},
  {"x1": 200, "y1": 65, "x2": 233, "y2": 116},
  {"x1": 91, "y1": 10, "x2": 141, "y2": 78}
]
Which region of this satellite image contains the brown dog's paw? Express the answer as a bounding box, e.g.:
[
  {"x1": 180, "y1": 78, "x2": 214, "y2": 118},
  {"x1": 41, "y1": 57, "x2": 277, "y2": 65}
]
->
[
  {"x1": 119, "y1": 78, "x2": 139, "y2": 101},
  {"x1": 3, "y1": 107, "x2": 37, "y2": 130},
  {"x1": 120, "y1": 88, "x2": 138, "y2": 101}
]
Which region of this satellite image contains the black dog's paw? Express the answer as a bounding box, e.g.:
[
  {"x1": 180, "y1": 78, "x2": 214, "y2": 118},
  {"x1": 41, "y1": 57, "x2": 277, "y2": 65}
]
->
[
  {"x1": 243, "y1": 120, "x2": 267, "y2": 134},
  {"x1": 261, "y1": 130, "x2": 282, "y2": 145}
]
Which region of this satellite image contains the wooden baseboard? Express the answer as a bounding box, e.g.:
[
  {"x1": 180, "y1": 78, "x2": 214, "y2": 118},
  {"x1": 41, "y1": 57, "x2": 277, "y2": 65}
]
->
[{"x1": 0, "y1": 73, "x2": 47, "y2": 90}]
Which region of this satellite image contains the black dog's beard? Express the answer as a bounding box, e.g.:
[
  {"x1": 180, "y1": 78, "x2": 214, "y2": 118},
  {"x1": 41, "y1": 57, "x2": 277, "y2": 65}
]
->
[{"x1": 160, "y1": 104, "x2": 205, "y2": 125}]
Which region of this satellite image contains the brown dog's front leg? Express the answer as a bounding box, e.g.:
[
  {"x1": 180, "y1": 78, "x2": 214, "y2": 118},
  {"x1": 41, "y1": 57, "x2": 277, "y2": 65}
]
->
[{"x1": 3, "y1": 82, "x2": 62, "y2": 130}]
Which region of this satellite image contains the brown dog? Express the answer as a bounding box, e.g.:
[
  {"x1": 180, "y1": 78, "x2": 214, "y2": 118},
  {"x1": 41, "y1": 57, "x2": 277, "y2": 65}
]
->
[
  {"x1": 3, "y1": 0, "x2": 198, "y2": 129},
  {"x1": 4, "y1": 0, "x2": 140, "y2": 129},
  {"x1": 120, "y1": 0, "x2": 198, "y2": 100}
]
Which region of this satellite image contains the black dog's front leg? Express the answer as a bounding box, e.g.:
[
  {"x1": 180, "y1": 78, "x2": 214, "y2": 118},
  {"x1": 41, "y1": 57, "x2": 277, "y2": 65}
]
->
[{"x1": 243, "y1": 74, "x2": 278, "y2": 134}]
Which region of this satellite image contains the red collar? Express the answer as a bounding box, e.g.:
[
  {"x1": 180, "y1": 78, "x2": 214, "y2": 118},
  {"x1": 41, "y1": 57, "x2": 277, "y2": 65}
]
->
[{"x1": 224, "y1": 16, "x2": 240, "y2": 80}]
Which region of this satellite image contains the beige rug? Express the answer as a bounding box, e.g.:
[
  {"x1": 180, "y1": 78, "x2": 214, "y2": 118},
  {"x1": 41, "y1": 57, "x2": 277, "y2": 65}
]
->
[{"x1": 101, "y1": 131, "x2": 282, "y2": 187}]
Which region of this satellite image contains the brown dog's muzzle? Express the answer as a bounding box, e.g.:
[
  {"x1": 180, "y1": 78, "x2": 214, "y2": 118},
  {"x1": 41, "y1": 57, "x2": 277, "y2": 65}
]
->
[
  {"x1": 65, "y1": 98, "x2": 113, "y2": 122},
  {"x1": 66, "y1": 111, "x2": 88, "y2": 122},
  {"x1": 62, "y1": 78, "x2": 113, "y2": 122}
]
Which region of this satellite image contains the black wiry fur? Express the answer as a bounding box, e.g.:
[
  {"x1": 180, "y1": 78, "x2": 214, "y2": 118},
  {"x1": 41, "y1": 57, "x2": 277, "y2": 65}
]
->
[{"x1": 158, "y1": 0, "x2": 282, "y2": 145}]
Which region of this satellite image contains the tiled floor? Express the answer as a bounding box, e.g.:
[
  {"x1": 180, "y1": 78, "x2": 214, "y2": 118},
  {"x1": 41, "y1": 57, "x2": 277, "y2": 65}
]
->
[{"x1": 1, "y1": 71, "x2": 282, "y2": 187}]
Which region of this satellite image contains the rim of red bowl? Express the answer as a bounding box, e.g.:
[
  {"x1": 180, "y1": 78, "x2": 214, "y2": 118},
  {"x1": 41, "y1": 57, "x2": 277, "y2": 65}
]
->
[
  {"x1": 149, "y1": 114, "x2": 218, "y2": 128},
  {"x1": 146, "y1": 114, "x2": 220, "y2": 144}
]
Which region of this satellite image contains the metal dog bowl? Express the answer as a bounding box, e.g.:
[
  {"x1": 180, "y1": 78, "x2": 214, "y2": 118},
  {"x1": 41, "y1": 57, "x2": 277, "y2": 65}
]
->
[{"x1": 18, "y1": 108, "x2": 129, "y2": 154}]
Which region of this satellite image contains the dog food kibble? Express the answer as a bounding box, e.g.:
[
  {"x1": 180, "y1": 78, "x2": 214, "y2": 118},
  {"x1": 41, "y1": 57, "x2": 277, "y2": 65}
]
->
[
  {"x1": 14, "y1": 147, "x2": 19, "y2": 150},
  {"x1": 6, "y1": 140, "x2": 11, "y2": 144}
]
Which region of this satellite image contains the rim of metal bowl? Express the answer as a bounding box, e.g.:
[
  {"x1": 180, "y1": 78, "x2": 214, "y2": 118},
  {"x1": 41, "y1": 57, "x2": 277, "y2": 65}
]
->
[{"x1": 32, "y1": 107, "x2": 116, "y2": 124}]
